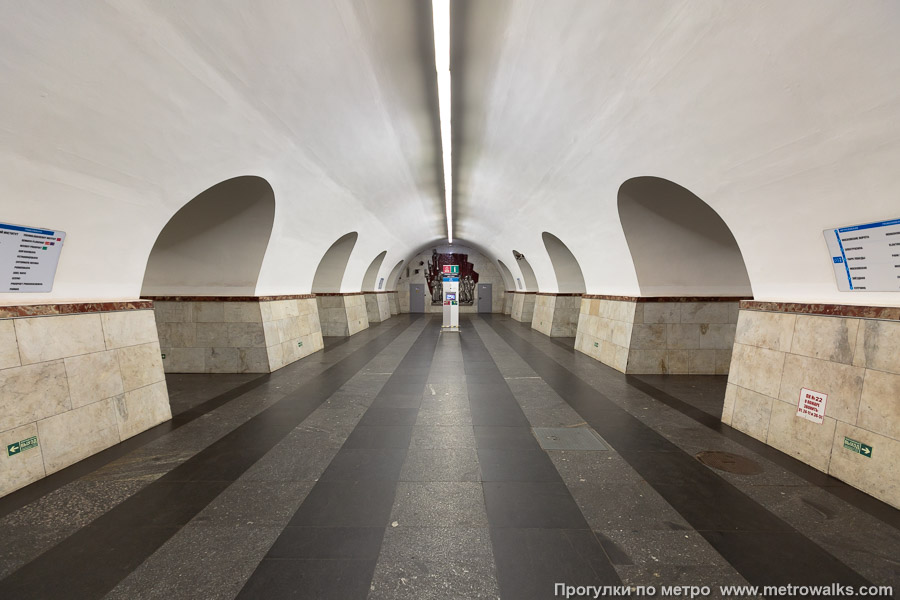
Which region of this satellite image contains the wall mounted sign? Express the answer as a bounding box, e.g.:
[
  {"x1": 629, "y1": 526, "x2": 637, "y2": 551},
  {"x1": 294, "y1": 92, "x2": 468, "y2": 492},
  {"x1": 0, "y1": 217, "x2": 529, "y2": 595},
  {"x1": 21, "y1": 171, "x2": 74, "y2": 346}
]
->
[
  {"x1": 796, "y1": 387, "x2": 827, "y2": 424},
  {"x1": 843, "y1": 436, "x2": 872, "y2": 458},
  {"x1": 516, "y1": 278, "x2": 522, "y2": 289},
  {"x1": 378, "y1": 277, "x2": 384, "y2": 290},
  {"x1": 0, "y1": 222, "x2": 66, "y2": 292},
  {"x1": 7, "y1": 435, "x2": 38, "y2": 456},
  {"x1": 824, "y1": 218, "x2": 900, "y2": 291}
]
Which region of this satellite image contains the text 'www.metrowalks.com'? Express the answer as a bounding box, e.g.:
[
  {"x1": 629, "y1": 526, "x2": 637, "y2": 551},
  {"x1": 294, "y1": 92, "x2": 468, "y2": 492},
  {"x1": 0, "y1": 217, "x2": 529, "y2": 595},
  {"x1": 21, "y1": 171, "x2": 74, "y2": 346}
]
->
[{"x1": 554, "y1": 583, "x2": 894, "y2": 598}]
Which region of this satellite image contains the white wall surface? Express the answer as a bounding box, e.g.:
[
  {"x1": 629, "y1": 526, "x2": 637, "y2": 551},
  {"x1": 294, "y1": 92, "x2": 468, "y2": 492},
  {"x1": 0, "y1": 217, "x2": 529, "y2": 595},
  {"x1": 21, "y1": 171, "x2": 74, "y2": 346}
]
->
[{"x1": 1, "y1": 1, "x2": 899, "y2": 306}]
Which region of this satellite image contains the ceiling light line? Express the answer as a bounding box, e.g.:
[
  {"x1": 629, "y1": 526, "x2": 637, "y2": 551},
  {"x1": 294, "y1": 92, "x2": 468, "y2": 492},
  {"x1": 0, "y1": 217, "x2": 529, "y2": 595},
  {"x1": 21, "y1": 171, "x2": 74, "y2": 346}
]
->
[{"x1": 432, "y1": 0, "x2": 452, "y2": 243}]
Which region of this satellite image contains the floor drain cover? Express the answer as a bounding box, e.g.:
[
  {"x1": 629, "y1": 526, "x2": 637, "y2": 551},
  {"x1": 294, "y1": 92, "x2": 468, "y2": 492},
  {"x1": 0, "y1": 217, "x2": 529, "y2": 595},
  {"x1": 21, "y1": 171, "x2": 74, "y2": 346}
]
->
[
  {"x1": 695, "y1": 451, "x2": 762, "y2": 475},
  {"x1": 532, "y1": 427, "x2": 609, "y2": 451}
]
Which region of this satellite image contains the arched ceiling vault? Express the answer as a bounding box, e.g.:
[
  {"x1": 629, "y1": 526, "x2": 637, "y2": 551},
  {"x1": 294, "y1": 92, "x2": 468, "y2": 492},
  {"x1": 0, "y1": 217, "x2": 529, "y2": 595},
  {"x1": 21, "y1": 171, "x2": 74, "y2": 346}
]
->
[{"x1": 1, "y1": 2, "x2": 899, "y2": 306}]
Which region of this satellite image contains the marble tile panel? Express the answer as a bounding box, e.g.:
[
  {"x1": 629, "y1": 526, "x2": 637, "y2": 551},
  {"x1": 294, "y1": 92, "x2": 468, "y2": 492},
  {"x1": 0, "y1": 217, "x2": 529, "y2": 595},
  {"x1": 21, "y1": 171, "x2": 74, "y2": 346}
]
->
[
  {"x1": 115, "y1": 380, "x2": 172, "y2": 440},
  {"x1": 667, "y1": 324, "x2": 701, "y2": 349},
  {"x1": 239, "y1": 348, "x2": 270, "y2": 373},
  {"x1": 228, "y1": 322, "x2": 266, "y2": 348},
  {"x1": 857, "y1": 369, "x2": 900, "y2": 441},
  {"x1": 14, "y1": 314, "x2": 105, "y2": 365},
  {"x1": 667, "y1": 350, "x2": 691, "y2": 374},
  {"x1": 161, "y1": 347, "x2": 205, "y2": 373},
  {"x1": 630, "y1": 324, "x2": 666, "y2": 349},
  {"x1": 626, "y1": 348, "x2": 667, "y2": 374},
  {"x1": 642, "y1": 303, "x2": 680, "y2": 324},
  {"x1": 64, "y1": 350, "x2": 124, "y2": 408},
  {"x1": 153, "y1": 302, "x2": 192, "y2": 324},
  {"x1": 828, "y1": 422, "x2": 900, "y2": 510},
  {"x1": 730, "y1": 385, "x2": 774, "y2": 442},
  {"x1": 195, "y1": 322, "x2": 231, "y2": 348},
  {"x1": 778, "y1": 354, "x2": 864, "y2": 423},
  {"x1": 193, "y1": 302, "x2": 225, "y2": 323},
  {"x1": 223, "y1": 302, "x2": 262, "y2": 323},
  {"x1": 734, "y1": 310, "x2": 795, "y2": 352},
  {"x1": 765, "y1": 401, "x2": 837, "y2": 472},
  {"x1": 715, "y1": 349, "x2": 733, "y2": 375},
  {"x1": 258, "y1": 301, "x2": 275, "y2": 322},
  {"x1": 727, "y1": 343, "x2": 786, "y2": 398},
  {"x1": 0, "y1": 360, "x2": 71, "y2": 431},
  {"x1": 156, "y1": 322, "x2": 196, "y2": 348},
  {"x1": 0, "y1": 319, "x2": 20, "y2": 369},
  {"x1": 100, "y1": 310, "x2": 158, "y2": 349},
  {"x1": 853, "y1": 319, "x2": 900, "y2": 375},
  {"x1": 37, "y1": 398, "x2": 121, "y2": 474},
  {"x1": 267, "y1": 343, "x2": 284, "y2": 371},
  {"x1": 307, "y1": 312, "x2": 321, "y2": 334},
  {"x1": 0, "y1": 421, "x2": 46, "y2": 496},
  {"x1": 790, "y1": 315, "x2": 859, "y2": 365},
  {"x1": 631, "y1": 303, "x2": 644, "y2": 323},
  {"x1": 205, "y1": 347, "x2": 240, "y2": 372},
  {"x1": 689, "y1": 349, "x2": 717, "y2": 374},
  {"x1": 721, "y1": 383, "x2": 737, "y2": 425},
  {"x1": 116, "y1": 341, "x2": 165, "y2": 392},
  {"x1": 681, "y1": 302, "x2": 732, "y2": 324},
  {"x1": 698, "y1": 323, "x2": 737, "y2": 350}
]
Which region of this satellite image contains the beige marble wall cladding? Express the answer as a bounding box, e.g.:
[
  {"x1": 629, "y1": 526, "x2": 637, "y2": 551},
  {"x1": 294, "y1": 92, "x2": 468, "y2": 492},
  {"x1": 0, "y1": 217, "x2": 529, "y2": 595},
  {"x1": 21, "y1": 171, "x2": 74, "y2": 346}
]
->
[
  {"x1": 155, "y1": 298, "x2": 323, "y2": 373},
  {"x1": 724, "y1": 309, "x2": 900, "y2": 509},
  {"x1": 626, "y1": 302, "x2": 738, "y2": 375},
  {"x1": 364, "y1": 294, "x2": 392, "y2": 324},
  {"x1": 316, "y1": 295, "x2": 369, "y2": 337},
  {"x1": 261, "y1": 298, "x2": 324, "y2": 371},
  {"x1": 574, "y1": 298, "x2": 634, "y2": 373},
  {"x1": 0, "y1": 309, "x2": 171, "y2": 497},
  {"x1": 511, "y1": 293, "x2": 536, "y2": 323},
  {"x1": 532, "y1": 295, "x2": 582, "y2": 338},
  {"x1": 503, "y1": 292, "x2": 514, "y2": 315},
  {"x1": 388, "y1": 292, "x2": 400, "y2": 316},
  {"x1": 574, "y1": 299, "x2": 740, "y2": 374}
]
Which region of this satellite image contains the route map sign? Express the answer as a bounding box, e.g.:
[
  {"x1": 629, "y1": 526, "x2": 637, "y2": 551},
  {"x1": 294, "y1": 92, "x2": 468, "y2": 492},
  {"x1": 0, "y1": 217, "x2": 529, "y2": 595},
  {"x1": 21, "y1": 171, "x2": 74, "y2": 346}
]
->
[
  {"x1": 0, "y1": 222, "x2": 66, "y2": 292},
  {"x1": 824, "y1": 218, "x2": 900, "y2": 291}
]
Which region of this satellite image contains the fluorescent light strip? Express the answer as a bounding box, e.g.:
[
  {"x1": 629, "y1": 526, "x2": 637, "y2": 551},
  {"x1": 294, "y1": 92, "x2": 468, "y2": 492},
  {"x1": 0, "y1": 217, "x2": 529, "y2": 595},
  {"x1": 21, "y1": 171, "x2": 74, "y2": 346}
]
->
[{"x1": 433, "y1": 0, "x2": 452, "y2": 243}]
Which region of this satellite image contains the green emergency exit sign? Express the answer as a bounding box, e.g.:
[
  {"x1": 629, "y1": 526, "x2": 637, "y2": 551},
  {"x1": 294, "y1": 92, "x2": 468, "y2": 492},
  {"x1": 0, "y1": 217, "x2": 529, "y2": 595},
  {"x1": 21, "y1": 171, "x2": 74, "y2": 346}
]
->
[
  {"x1": 7, "y1": 436, "x2": 39, "y2": 457},
  {"x1": 843, "y1": 436, "x2": 873, "y2": 458}
]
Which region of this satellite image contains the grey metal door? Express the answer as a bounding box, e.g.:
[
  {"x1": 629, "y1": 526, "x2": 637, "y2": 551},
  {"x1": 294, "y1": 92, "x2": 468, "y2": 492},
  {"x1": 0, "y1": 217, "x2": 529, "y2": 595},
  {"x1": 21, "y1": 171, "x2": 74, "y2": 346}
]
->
[
  {"x1": 410, "y1": 284, "x2": 425, "y2": 313},
  {"x1": 477, "y1": 283, "x2": 492, "y2": 313}
]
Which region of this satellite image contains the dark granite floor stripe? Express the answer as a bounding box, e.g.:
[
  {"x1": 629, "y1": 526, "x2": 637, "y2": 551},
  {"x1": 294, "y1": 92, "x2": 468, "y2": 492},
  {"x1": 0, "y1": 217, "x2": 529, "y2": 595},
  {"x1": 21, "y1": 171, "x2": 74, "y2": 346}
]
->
[
  {"x1": 514, "y1": 318, "x2": 900, "y2": 531},
  {"x1": 460, "y1": 322, "x2": 621, "y2": 600},
  {"x1": 479, "y1": 315, "x2": 873, "y2": 589},
  {"x1": 0, "y1": 321, "x2": 395, "y2": 519},
  {"x1": 625, "y1": 374, "x2": 900, "y2": 531},
  {"x1": 237, "y1": 319, "x2": 442, "y2": 600},
  {"x1": 0, "y1": 317, "x2": 420, "y2": 600}
]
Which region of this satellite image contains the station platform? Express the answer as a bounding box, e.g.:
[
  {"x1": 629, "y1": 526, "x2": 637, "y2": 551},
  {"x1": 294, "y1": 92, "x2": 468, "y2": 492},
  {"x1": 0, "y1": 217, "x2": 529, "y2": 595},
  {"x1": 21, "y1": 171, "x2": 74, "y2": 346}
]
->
[{"x1": 0, "y1": 315, "x2": 897, "y2": 599}]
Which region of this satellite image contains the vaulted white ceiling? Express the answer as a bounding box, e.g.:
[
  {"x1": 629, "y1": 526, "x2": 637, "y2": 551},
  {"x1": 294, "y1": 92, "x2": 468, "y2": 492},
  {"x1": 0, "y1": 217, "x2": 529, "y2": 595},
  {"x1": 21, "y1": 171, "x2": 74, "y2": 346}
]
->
[{"x1": 1, "y1": 1, "x2": 899, "y2": 305}]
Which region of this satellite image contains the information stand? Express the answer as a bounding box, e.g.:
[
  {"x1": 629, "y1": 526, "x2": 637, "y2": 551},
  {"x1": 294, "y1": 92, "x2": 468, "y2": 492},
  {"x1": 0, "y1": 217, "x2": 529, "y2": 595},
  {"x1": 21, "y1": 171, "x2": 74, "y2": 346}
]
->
[{"x1": 442, "y1": 265, "x2": 459, "y2": 331}]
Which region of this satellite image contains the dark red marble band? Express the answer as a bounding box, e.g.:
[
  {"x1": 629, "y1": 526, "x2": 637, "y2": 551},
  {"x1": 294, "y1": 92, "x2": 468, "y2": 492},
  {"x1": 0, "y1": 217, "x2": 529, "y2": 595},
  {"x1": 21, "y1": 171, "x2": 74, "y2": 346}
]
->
[
  {"x1": 512, "y1": 291, "x2": 538, "y2": 295},
  {"x1": 0, "y1": 301, "x2": 154, "y2": 319},
  {"x1": 362, "y1": 291, "x2": 393, "y2": 294},
  {"x1": 313, "y1": 292, "x2": 364, "y2": 297},
  {"x1": 535, "y1": 292, "x2": 583, "y2": 297},
  {"x1": 142, "y1": 295, "x2": 316, "y2": 302},
  {"x1": 741, "y1": 301, "x2": 900, "y2": 320},
  {"x1": 581, "y1": 295, "x2": 751, "y2": 302}
]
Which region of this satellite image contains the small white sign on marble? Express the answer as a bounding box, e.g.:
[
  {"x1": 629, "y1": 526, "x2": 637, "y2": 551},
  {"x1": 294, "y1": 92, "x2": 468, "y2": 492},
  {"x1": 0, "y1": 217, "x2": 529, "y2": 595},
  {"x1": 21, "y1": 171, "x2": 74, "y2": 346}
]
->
[
  {"x1": 796, "y1": 387, "x2": 827, "y2": 424},
  {"x1": 0, "y1": 222, "x2": 66, "y2": 292}
]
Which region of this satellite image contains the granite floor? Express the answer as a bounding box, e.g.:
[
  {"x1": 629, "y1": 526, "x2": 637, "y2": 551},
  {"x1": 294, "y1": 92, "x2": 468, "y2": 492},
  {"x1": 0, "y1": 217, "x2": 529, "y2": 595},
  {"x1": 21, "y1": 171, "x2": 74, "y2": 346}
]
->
[{"x1": 0, "y1": 314, "x2": 897, "y2": 599}]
